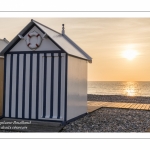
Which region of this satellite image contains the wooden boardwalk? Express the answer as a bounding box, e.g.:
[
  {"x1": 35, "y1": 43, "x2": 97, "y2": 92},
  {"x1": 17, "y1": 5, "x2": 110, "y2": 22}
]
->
[{"x1": 87, "y1": 101, "x2": 150, "y2": 112}]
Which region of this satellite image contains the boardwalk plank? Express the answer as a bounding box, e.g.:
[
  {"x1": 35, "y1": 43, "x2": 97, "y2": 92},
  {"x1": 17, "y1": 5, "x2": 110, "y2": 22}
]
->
[
  {"x1": 124, "y1": 103, "x2": 133, "y2": 108},
  {"x1": 133, "y1": 104, "x2": 141, "y2": 109},
  {"x1": 137, "y1": 104, "x2": 144, "y2": 109},
  {"x1": 87, "y1": 101, "x2": 150, "y2": 112},
  {"x1": 145, "y1": 105, "x2": 150, "y2": 110},
  {"x1": 129, "y1": 104, "x2": 137, "y2": 109},
  {"x1": 140, "y1": 104, "x2": 147, "y2": 110},
  {"x1": 127, "y1": 103, "x2": 135, "y2": 108}
]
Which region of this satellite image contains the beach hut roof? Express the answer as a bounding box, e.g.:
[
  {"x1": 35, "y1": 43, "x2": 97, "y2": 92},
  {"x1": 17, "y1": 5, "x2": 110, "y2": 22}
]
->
[
  {"x1": 0, "y1": 38, "x2": 9, "y2": 52},
  {"x1": 0, "y1": 19, "x2": 92, "y2": 63}
]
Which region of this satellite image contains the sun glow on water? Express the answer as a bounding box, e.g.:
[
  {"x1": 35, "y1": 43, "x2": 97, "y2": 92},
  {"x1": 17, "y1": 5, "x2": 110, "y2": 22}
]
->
[
  {"x1": 125, "y1": 88, "x2": 136, "y2": 96},
  {"x1": 124, "y1": 82, "x2": 141, "y2": 96}
]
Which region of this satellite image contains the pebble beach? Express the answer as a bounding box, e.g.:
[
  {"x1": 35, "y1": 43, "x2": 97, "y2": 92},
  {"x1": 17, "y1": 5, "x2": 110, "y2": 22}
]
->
[
  {"x1": 61, "y1": 94, "x2": 150, "y2": 132},
  {"x1": 1, "y1": 94, "x2": 150, "y2": 132},
  {"x1": 87, "y1": 94, "x2": 150, "y2": 104}
]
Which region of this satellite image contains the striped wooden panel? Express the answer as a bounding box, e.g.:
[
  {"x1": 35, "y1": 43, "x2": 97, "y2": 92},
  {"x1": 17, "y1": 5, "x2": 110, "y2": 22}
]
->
[{"x1": 4, "y1": 53, "x2": 66, "y2": 121}]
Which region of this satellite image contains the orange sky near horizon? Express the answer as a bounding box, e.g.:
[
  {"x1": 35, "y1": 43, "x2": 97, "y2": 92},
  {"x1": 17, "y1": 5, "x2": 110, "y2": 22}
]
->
[{"x1": 0, "y1": 18, "x2": 150, "y2": 81}]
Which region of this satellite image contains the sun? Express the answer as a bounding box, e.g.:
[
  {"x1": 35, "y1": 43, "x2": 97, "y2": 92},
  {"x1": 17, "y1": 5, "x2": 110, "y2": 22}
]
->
[{"x1": 122, "y1": 49, "x2": 138, "y2": 60}]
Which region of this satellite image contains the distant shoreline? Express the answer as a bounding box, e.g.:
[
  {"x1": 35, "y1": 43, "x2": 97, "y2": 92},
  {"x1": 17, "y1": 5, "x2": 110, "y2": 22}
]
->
[{"x1": 87, "y1": 94, "x2": 150, "y2": 104}]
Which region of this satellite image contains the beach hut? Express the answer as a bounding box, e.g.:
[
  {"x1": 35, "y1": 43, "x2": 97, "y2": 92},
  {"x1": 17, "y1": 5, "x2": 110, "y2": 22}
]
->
[
  {"x1": 0, "y1": 38, "x2": 9, "y2": 118},
  {"x1": 0, "y1": 19, "x2": 92, "y2": 124}
]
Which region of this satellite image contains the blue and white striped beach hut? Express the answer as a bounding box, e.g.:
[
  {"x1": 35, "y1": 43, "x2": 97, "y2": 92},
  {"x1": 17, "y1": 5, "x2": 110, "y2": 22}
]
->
[{"x1": 0, "y1": 19, "x2": 92, "y2": 124}]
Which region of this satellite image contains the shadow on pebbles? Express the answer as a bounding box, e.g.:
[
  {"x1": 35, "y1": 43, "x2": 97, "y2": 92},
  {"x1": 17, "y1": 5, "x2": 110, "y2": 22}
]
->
[{"x1": 61, "y1": 108, "x2": 150, "y2": 132}]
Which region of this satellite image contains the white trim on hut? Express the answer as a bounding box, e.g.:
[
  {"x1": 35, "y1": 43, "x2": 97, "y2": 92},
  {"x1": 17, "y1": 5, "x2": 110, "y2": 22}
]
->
[{"x1": 1, "y1": 19, "x2": 92, "y2": 124}]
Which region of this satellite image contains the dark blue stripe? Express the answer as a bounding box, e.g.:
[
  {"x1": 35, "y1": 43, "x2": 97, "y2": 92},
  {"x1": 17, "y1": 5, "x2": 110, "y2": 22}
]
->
[
  {"x1": 8, "y1": 51, "x2": 88, "y2": 62},
  {"x1": 3, "y1": 55, "x2": 6, "y2": 117},
  {"x1": 9, "y1": 54, "x2": 13, "y2": 117},
  {"x1": 43, "y1": 53, "x2": 47, "y2": 118},
  {"x1": 8, "y1": 51, "x2": 63, "y2": 54},
  {"x1": 7, "y1": 52, "x2": 88, "y2": 61},
  {"x1": 36, "y1": 53, "x2": 39, "y2": 119},
  {"x1": 22, "y1": 24, "x2": 35, "y2": 36},
  {"x1": 64, "y1": 54, "x2": 68, "y2": 122},
  {"x1": 15, "y1": 54, "x2": 19, "y2": 118},
  {"x1": 57, "y1": 53, "x2": 61, "y2": 119},
  {"x1": 29, "y1": 54, "x2": 33, "y2": 119},
  {"x1": 50, "y1": 53, "x2": 54, "y2": 118},
  {"x1": 22, "y1": 54, "x2": 26, "y2": 119}
]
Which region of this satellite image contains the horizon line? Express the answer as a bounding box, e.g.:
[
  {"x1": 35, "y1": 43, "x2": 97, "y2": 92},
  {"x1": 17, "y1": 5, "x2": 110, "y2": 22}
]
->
[{"x1": 88, "y1": 80, "x2": 150, "y2": 82}]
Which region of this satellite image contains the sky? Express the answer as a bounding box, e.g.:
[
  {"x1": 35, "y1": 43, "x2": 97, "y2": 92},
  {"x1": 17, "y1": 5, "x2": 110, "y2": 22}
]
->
[{"x1": 0, "y1": 18, "x2": 150, "y2": 81}]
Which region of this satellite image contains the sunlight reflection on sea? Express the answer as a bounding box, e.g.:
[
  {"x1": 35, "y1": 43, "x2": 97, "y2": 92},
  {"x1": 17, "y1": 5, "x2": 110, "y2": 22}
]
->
[{"x1": 88, "y1": 81, "x2": 150, "y2": 96}]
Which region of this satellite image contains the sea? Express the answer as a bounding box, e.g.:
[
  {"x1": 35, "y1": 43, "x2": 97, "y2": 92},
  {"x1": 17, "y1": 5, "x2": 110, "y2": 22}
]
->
[{"x1": 88, "y1": 81, "x2": 150, "y2": 97}]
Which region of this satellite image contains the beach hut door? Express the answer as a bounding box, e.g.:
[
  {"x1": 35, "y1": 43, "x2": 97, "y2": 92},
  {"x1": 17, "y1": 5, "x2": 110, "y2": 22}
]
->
[{"x1": 38, "y1": 53, "x2": 66, "y2": 120}]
